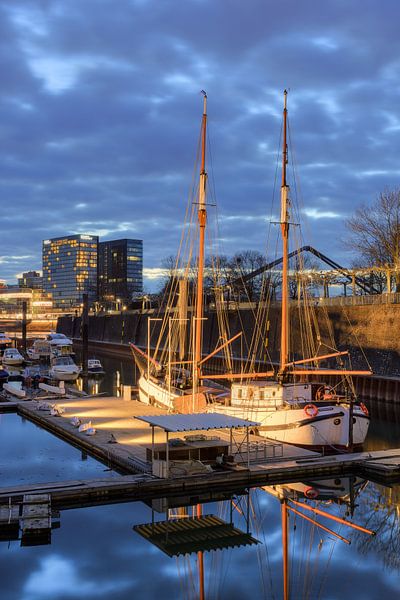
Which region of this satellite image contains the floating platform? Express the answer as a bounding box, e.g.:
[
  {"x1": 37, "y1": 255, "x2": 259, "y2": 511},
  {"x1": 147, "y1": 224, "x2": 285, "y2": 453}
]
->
[
  {"x1": 6, "y1": 395, "x2": 318, "y2": 475},
  {"x1": 1, "y1": 393, "x2": 400, "y2": 513}
]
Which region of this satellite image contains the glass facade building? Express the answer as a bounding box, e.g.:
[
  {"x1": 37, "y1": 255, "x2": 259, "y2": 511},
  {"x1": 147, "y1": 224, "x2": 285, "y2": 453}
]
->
[
  {"x1": 98, "y1": 239, "x2": 143, "y2": 305},
  {"x1": 42, "y1": 234, "x2": 98, "y2": 308}
]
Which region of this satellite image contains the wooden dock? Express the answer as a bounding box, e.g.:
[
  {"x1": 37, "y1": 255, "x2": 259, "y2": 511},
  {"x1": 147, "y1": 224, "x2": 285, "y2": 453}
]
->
[
  {"x1": 1, "y1": 392, "x2": 400, "y2": 513},
  {"x1": 6, "y1": 394, "x2": 319, "y2": 475},
  {"x1": 1, "y1": 448, "x2": 400, "y2": 511}
]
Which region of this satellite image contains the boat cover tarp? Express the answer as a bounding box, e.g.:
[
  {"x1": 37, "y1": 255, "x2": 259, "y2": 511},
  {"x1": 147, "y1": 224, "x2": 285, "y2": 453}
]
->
[{"x1": 135, "y1": 413, "x2": 260, "y2": 432}]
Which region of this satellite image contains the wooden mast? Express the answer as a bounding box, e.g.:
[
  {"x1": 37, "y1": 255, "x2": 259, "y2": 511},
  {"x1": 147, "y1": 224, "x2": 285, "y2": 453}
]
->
[
  {"x1": 280, "y1": 89, "x2": 290, "y2": 376},
  {"x1": 194, "y1": 91, "x2": 208, "y2": 391},
  {"x1": 281, "y1": 499, "x2": 289, "y2": 600}
]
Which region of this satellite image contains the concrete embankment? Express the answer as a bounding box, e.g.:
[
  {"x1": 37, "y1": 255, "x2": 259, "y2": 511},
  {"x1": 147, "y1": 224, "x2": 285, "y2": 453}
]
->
[{"x1": 58, "y1": 303, "x2": 400, "y2": 377}]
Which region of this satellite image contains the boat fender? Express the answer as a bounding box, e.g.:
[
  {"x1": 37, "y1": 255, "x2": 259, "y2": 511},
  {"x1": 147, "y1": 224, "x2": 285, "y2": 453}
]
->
[
  {"x1": 304, "y1": 487, "x2": 319, "y2": 499},
  {"x1": 360, "y1": 402, "x2": 369, "y2": 416},
  {"x1": 304, "y1": 403, "x2": 318, "y2": 418}
]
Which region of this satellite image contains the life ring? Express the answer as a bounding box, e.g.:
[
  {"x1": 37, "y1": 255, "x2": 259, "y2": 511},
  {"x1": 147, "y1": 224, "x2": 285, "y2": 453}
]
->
[
  {"x1": 305, "y1": 487, "x2": 319, "y2": 499},
  {"x1": 304, "y1": 403, "x2": 318, "y2": 418},
  {"x1": 360, "y1": 402, "x2": 369, "y2": 416}
]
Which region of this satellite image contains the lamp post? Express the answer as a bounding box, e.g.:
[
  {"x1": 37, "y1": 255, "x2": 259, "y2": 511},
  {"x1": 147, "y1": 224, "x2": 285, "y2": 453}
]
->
[{"x1": 147, "y1": 317, "x2": 162, "y2": 402}]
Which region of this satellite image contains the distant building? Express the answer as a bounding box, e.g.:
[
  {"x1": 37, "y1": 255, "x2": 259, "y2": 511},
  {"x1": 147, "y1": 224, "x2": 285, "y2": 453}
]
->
[
  {"x1": 98, "y1": 239, "x2": 143, "y2": 307},
  {"x1": 42, "y1": 234, "x2": 98, "y2": 308},
  {"x1": 18, "y1": 270, "x2": 43, "y2": 290}
]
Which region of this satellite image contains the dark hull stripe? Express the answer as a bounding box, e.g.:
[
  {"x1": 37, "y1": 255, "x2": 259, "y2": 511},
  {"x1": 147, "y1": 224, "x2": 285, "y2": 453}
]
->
[{"x1": 258, "y1": 411, "x2": 369, "y2": 432}]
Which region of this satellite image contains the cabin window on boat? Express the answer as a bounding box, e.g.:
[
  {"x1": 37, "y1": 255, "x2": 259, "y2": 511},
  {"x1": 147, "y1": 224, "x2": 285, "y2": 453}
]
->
[
  {"x1": 259, "y1": 391, "x2": 264, "y2": 400},
  {"x1": 237, "y1": 388, "x2": 242, "y2": 399}
]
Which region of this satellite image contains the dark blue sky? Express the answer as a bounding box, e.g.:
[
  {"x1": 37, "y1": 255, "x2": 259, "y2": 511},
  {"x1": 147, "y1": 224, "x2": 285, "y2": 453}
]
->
[{"x1": 1, "y1": 0, "x2": 399, "y2": 290}]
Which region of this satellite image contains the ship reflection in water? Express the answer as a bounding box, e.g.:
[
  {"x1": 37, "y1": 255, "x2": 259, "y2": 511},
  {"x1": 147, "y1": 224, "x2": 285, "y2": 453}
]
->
[
  {"x1": 1, "y1": 411, "x2": 400, "y2": 598},
  {"x1": 132, "y1": 476, "x2": 399, "y2": 600}
]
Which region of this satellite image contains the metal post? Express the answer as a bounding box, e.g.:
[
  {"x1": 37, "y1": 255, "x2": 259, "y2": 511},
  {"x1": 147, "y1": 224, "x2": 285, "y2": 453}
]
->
[
  {"x1": 147, "y1": 317, "x2": 162, "y2": 403},
  {"x1": 168, "y1": 317, "x2": 172, "y2": 400},
  {"x1": 246, "y1": 491, "x2": 250, "y2": 533},
  {"x1": 21, "y1": 301, "x2": 27, "y2": 354},
  {"x1": 82, "y1": 293, "x2": 89, "y2": 371},
  {"x1": 166, "y1": 431, "x2": 169, "y2": 478},
  {"x1": 151, "y1": 425, "x2": 155, "y2": 468},
  {"x1": 81, "y1": 293, "x2": 89, "y2": 393},
  {"x1": 147, "y1": 317, "x2": 150, "y2": 402},
  {"x1": 246, "y1": 427, "x2": 250, "y2": 469}
]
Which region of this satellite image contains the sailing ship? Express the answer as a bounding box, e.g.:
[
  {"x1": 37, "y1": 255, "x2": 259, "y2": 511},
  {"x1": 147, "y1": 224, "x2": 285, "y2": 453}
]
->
[
  {"x1": 131, "y1": 91, "x2": 226, "y2": 413},
  {"x1": 131, "y1": 90, "x2": 372, "y2": 450}
]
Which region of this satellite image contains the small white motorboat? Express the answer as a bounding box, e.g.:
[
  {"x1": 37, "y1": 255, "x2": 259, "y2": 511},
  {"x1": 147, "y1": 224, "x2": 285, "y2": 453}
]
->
[
  {"x1": 2, "y1": 348, "x2": 24, "y2": 366},
  {"x1": 49, "y1": 356, "x2": 81, "y2": 382},
  {"x1": 87, "y1": 359, "x2": 105, "y2": 375}
]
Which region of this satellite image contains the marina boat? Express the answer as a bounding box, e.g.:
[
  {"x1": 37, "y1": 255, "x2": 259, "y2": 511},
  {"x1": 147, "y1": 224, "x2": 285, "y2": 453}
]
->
[
  {"x1": 2, "y1": 347, "x2": 24, "y2": 366},
  {"x1": 0, "y1": 332, "x2": 12, "y2": 350},
  {"x1": 27, "y1": 338, "x2": 51, "y2": 361},
  {"x1": 131, "y1": 91, "x2": 372, "y2": 450},
  {"x1": 28, "y1": 332, "x2": 74, "y2": 361},
  {"x1": 47, "y1": 332, "x2": 74, "y2": 359},
  {"x1": 87, "y1": 358, "x2": 105, "y2": 375},
  {"x1": 131, "y1": 92, "x2": 224, "y2": 413},
  {"x1": 49, "y1": 355, "x2": 81, "y2": 381},
  {"x1": 209, "y1": 91, "x2": 372, "y2": 449}
]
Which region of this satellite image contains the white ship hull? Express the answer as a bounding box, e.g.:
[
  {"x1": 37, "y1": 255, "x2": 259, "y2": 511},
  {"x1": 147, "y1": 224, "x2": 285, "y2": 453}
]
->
[
  {"x1": 2, "y1": 357, "x2": 24, "y2": 366},
  {"x1": 208, "y1": 402, "x2": 369, "y2": 448},
  {"x1": 138, "y1": 374, "x2": 178, "y2": 410},
  {"x1": 137, "y1": 374, "x2": 369, "y2": 449},
  {"x1": 49, "y1": 368, "x2": 80, "y2": 382}
]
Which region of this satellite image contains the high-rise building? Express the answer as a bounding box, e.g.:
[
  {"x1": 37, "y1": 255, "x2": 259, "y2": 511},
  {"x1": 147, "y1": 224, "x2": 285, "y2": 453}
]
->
[
  {"x1": 98, "y1": 239, "x2": 143, "y2": 306},
  {"x1": 18, "y1": 270, "x2": 43, "y2": 290},
  {"x1": 42, "y1": 234, "x2": 98, "y2": 308}
]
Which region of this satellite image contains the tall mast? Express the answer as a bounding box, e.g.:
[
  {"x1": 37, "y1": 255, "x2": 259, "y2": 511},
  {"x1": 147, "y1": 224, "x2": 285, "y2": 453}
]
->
[
  {"x1": 194, "y1": 91, "x2": 208, "y2": 390},
  {"x1": 280, "y1": 89, "x2": 290, "y2": 374}
]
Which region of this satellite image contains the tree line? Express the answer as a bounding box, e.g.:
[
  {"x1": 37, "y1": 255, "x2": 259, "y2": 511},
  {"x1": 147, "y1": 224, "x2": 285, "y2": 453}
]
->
[{"x1": 158, "y1": 188, "x2": 400, "y2": 302}]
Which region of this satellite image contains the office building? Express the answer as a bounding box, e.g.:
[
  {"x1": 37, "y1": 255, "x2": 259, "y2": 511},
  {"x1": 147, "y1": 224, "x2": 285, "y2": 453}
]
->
[
  {"x1": 42, "y1": 234, "x2": 98, "y2": 308},
  {"x1": 98, "y1": 239, "x2": 143, "y2": 306},
  {"x1": 18, "y1": 271, "x2": 43, "y2": 290}
]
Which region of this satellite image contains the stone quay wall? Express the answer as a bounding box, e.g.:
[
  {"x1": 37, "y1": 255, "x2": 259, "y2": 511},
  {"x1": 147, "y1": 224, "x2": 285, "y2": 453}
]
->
[{"x1": 58, "y1": 303, "x2": 400, "y2": 378}]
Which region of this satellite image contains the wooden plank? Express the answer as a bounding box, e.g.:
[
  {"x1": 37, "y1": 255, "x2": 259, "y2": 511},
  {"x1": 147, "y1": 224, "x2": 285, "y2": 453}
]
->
[
  {"x1": 21, "y1": 517, "x2": 51, "y2": 532},
  {"x1": 22, "y1": 505, "x2": 50, "y2": 518},
  {"x1": 20, "y1": 516, "x2": 51, "y2": 534},
  {"x1": 0, "y1": 505, "x2": 20, "y2": 522}
]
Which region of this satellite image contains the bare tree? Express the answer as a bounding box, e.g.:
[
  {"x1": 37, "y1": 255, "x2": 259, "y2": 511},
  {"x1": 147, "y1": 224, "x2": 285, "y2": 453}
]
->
[{"x1": 346, "y1": 189, "x2": 400, "y2": 268}]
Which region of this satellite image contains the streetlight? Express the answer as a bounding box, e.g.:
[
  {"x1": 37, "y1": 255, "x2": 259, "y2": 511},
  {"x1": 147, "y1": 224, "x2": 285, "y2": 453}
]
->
[{"x1": 147, "y1": 317, "x2": 162, "y2": 403}]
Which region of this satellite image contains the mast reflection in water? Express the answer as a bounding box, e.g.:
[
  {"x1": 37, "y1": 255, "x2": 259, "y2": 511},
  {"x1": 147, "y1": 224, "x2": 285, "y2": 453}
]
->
[{"x1": 1, "y1": 353, "x2": 396, "y2": 598}]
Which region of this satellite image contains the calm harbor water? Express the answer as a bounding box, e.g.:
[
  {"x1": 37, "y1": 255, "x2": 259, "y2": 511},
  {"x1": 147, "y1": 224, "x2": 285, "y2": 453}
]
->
[{"x1": 1, "y1": 354, "x2": 400, "y2": 599}]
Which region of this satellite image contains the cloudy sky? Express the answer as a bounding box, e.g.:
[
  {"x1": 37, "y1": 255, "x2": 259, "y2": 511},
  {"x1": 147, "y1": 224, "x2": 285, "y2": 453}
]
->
[{"x1": 0, "y1": 0, "x2": 399, "y2": 289}]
